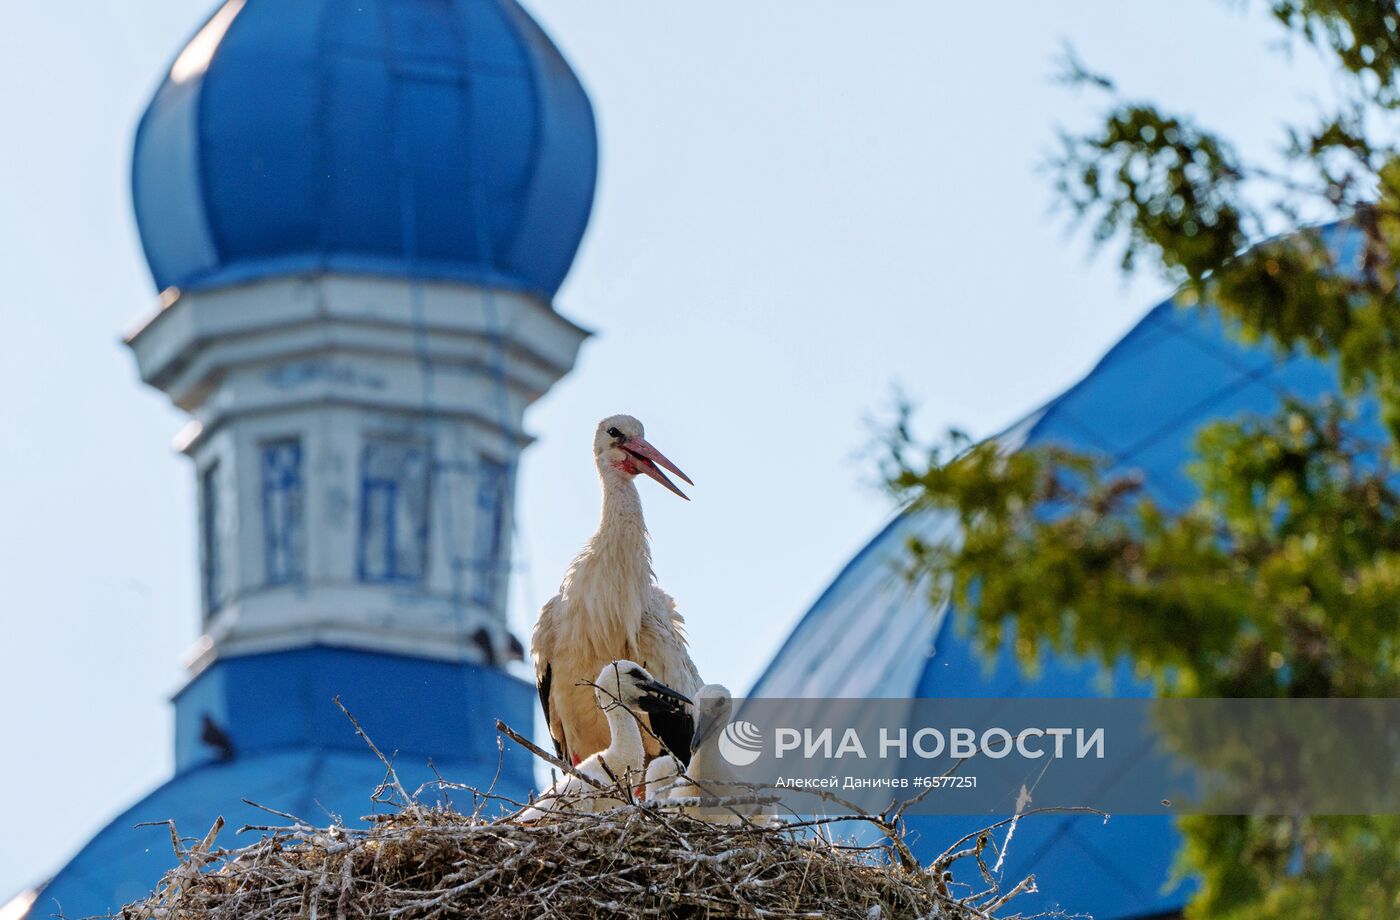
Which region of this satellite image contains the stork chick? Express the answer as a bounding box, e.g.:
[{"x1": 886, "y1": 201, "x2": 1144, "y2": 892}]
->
[
  {"x1": 643, "y1": 752, "x2": 683, "y2": 802},
  {"x1": 521, "y1": 661, "x2": 690, "y2": 820},
  {"x1": 533, "y1": 415, "x2": 703, "y2": 767},
  {"x1": 674, "y1": 684, "x2": 772, "y2": 824}
]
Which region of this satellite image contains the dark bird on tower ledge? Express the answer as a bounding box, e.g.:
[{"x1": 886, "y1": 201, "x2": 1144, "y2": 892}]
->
[{"x1": 200, "y1": 714, "x2": 235, "y2": 763}]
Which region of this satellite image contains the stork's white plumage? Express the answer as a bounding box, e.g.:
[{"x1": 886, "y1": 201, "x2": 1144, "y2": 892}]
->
[
  {"x1": 520, "y1": 660, "x2": 691, "y2": 820},
  {"x1": 672, "y1": 684, "x2": 774, "y2": 824},
  {"x1": 532, "y1": 416, "x2": 703, "y2": 767},
  {"x1": 643, "y1": 752, "x2": 682, "y2": 802}
]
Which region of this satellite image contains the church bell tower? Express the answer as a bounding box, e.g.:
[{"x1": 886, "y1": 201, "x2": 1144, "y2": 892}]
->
[{"x1": 26, "y1": 2, "x2": 597, "y2": 914}]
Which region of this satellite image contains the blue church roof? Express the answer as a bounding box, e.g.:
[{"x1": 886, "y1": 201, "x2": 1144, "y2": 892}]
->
[
  {"x1": 31, "y1": 647, "x2": 537, "y2": 919},
  {"x1": 750, "y1": 227, "x2": 1366, "y2": 919},
  {"x1": 132, "y1": 0, "x2": 598, "y2": 298},
  {"x1": 35, "y1": 750, "x2": 483, "y2": 917}
]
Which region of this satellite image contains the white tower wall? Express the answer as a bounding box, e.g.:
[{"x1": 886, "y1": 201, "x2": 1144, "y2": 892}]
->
[{"x1": 126, "y1": 275, "x2": 588, "y2": 674}]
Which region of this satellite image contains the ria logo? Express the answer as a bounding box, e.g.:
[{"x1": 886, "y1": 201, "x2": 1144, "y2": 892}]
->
[{"x1": 719, "y1": 720, "x2": 764, "y2": 767}]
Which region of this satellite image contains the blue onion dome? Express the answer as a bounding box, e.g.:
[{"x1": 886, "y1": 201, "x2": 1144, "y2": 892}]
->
[{"x1": 132, "y1": 0, "x2": 598, "y2": 298}]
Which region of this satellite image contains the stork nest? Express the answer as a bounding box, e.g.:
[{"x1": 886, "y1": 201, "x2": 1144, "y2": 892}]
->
[{"x1": 115, "y1": 715, "x2": 1068, "y2": 920}]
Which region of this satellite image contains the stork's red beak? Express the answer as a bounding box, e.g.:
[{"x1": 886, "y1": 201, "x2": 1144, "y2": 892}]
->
[{"x1": 622, "y1": 437, "x2": 693, "y2": 500}]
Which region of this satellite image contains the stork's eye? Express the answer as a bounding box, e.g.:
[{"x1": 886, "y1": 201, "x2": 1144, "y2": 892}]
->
[
  {"x1": 628, "y1": 668, "x2": 645, "y2": 679},
  {"x1": 607, "y1": 427, "x2": 623, "y2": 439}
]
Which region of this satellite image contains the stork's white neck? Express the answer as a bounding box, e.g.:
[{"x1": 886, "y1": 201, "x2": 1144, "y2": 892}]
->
[
  {"x1": 596, "y1": 472, "x2": 648, "y2": 554},
  {"x1": 690, "y1": 730, "x2": 728, "y2": 785},
  {"x1": 558, "y1": 470, "x2": 655, "y2": 657},
  {"x1": 690, "y1": 700, "x2": 736, "y2": 790},
  {"x1": 599, "y1": 702, "x2": 646, "y2": 779}
]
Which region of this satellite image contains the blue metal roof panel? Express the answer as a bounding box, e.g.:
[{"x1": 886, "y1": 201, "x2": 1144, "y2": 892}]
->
[
  {"x1": 747, "y1": 510, "x2": 947, "y2": 700},
  {"x1": 170, "y1": 647, "x2": 537, "y2": 772},
  {"x1": 130, "y1": 69, "x2": 218, "y2": 289},
  {"x1": 31, "y1": 749, "x2": 522, "y2": 920},
  {"x1": 901, "y1": 813, "x2": 1189, "y2": 920}
]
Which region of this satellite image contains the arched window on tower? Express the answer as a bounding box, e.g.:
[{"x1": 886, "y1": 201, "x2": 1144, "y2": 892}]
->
[
  {"x1": 261, "y1": 438, "x2": 305, "y2": 585},
  {"x1": 200, "y1": 462, "x2": 226, "y2": 618},
  {"x1": 472, "y1": 457, "x2": 510, "y2": 608},
  {"x1": 357, "y1": 437, "x2": 431, "y2": 584}
]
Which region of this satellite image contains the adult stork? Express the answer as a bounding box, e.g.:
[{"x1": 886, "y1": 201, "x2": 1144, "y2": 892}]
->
[{"x1": 532, "y1": 415, "x2": 703, "y2": 767}]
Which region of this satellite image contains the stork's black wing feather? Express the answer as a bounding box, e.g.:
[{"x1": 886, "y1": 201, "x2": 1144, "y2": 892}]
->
[
  {"x1": 649, "y1": 705, "x2": 695, "y2": 767},
  {"x1": 536, "y1": 662, "x2": 564, "y2": 759}
]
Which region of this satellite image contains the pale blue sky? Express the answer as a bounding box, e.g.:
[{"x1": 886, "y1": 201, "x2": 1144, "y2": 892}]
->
[{"x1": 0, "y1": 0, "x2": 1333, "y2": 897}]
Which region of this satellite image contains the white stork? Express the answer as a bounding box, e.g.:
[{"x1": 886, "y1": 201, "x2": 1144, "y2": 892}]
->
[
  {"x1": 532, "y1": 415, "x2": 703, "y2": 767},
  {"x1": 520, "y1": 660, "x2": 691, "y2": 820},
  {"x1": 649, "y1": 684, "x2": 770, "y2": 824},
  {"x1": 643, "y1": 751, "x2": 683, "y2": 802}
]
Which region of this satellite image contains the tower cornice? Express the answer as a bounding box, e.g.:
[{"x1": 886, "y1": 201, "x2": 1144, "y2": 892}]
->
[{"x1": 126, "y1": 274, "x2": 591, "y2": 402}]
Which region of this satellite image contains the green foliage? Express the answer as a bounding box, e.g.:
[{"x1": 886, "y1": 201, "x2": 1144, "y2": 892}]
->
[
  {"x1": 1270, "y1": 2, "x2": 1400, "y2": 102},
  {"x1": 1054, "y1": 4, "x2": 1400, "y2": 438},
  {"x1": 1055, "y1": 104, "x2": 1247, "y2": 280},
  {"x1": 1180, "y1": 815, "x2": 1400, "y2": 918},
  {"x1": 885, "y1": 400, "x2": 1400, "y2": 700},
  {"x1": 884, "y1": 5, "x2": 1400, "y2": 915},
  {"x1": 885, "y1": 402, "x2": 1400, "y2": 917}
]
